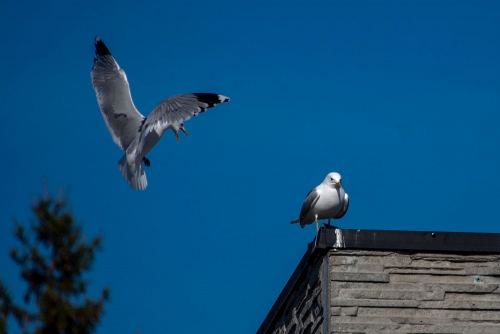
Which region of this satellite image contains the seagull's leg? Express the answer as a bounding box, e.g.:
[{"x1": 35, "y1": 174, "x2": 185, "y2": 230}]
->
[
  {"x1": 142, "y1": 157, "x2": 151, "y2": 167},
  {"x1": 328, "y1": 218, "x2": 331, "y2": 226},
  {"x1": 315, "y1": 214, "x2": 319, "y2": 232},
  {"x1": 173, "y1": 129, "x2": 180, "y2": 142},
  {"x1": 180, "y1": 124, "x2": 189, "y2": 137}
]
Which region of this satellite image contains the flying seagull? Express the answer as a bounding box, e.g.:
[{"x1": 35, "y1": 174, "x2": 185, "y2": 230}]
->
[
  {"x1": 90, "y1": 36, "x2": 230, "y2": 190},
  {"x1": 290, "y1": 172, "x2": 349, "y2": 231}
]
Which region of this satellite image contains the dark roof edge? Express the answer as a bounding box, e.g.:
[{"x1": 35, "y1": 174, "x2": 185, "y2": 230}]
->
[
  {"x1": 316, "y1": 225, "x2": 500, "y2": 253},
  {"x1": 256, "y1": 226, "x2": 500, "y2": 333}
]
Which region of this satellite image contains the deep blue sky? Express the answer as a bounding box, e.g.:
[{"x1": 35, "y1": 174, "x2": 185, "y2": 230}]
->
[{"x1": 1, "y1": 1, "x2": 499, "y2": 333}]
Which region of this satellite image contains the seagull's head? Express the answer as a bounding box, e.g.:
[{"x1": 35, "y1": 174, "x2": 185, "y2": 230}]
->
[{"x1": 324, "y1": 172, "x2": 343, "y2": 189}]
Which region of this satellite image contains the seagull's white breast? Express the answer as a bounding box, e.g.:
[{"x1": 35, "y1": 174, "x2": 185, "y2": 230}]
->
[{"x1": 311, "y1": 186, "x2": 344, "y2": 219}]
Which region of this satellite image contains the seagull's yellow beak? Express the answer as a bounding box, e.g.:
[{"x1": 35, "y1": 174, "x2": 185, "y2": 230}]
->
[{"x1": 336, "y1": 181, "x2": 342, "y2": 187}]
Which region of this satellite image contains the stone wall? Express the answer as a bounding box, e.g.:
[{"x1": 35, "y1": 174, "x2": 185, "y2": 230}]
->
[
  {"x1": 270, "y1": 254, "x2": 326, "y2": 334},
  {"x1": 329, "y1": 250, "x2": 500, "y2": 333}
]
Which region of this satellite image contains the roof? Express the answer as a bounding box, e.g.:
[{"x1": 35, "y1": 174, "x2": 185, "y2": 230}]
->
[{"x1": 256, "y1": 225, "x2": 500, "y2": 334}]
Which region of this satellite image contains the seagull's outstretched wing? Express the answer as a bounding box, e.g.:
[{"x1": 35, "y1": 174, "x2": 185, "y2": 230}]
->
[
  {"x1": 137, "y1": 93, "x2": 230, "y2": 152},
  {"x1": 91, "y1": 36, "x2": 145, "y2": 151},
  {"x1": 334, "y1": 193, "x2": 349, "y2": 219}
]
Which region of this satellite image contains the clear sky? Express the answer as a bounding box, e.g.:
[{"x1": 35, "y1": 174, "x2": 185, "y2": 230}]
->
[{"x1": 1, "y1": 0, "x2": 499, "y2": 333}]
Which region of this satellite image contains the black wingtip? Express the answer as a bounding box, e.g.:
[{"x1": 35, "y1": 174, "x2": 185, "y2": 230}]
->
[
  {"x1": 94, "y1": 35, "x2": 111, "y2": 58},
  {"x1": 193, "y1": 93, "x2": 230, "y2": 108}
]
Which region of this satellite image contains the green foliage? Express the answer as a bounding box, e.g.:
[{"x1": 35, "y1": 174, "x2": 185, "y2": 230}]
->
[{"x1": 0, "y1": 190, "x2": 109, "y2": 334}]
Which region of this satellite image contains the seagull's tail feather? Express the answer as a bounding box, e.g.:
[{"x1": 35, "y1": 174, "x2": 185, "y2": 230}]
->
[
  {"x1": 118, "y1": 155, "x2": 147, "y2": 191},
  {"x1": 290, "y1": 218, "x2": 300, "y2": 224}
]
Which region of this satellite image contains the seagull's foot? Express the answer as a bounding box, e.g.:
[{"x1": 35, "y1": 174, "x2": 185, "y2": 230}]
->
[
  {"x1": 142, "y1": 157, "x2": 151, "y2": 167},
  {"x1": 173, "y1": 124, "x2": 188, "y2": 142},
  {"x1": 315, "y1": 216, "x2": 319, "y2": 232},
  {"x1": 180, "y1": 124, "x2": 189, "y2": 137}
]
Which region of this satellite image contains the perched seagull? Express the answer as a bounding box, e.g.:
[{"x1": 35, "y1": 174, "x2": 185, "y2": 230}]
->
[
  {"x1": 290, "y1": 172, "x2": 349, "y2": 231},
  {"x1": 90, "y1": 36, "x2": 230, "y2": 190}
]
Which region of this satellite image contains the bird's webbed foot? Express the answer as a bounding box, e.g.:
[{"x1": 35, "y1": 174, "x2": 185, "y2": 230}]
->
[
  {"x1": 173, "y1": 124, "x2": 189, "y2": 143},
  {"x1": 142, "y1": 157, "x2": 151, "y2": 167},
  {"x1": 180, "y1": 123, "x2": 189, "y2": 137}
]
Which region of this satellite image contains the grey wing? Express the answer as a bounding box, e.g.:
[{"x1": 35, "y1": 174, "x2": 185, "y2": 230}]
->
[
  {"x1": 299, "y1": 187, "x2": 321, "y2": 222},
  {"x1": 140, "y1": 93, "x2": 230, "y2": 136},
  {"x1": 334, "y1": 193, "x2": 349, "y2": 219},
  {"x1": 91, "y1": 36, "x2": 145, "y2": 151}
]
